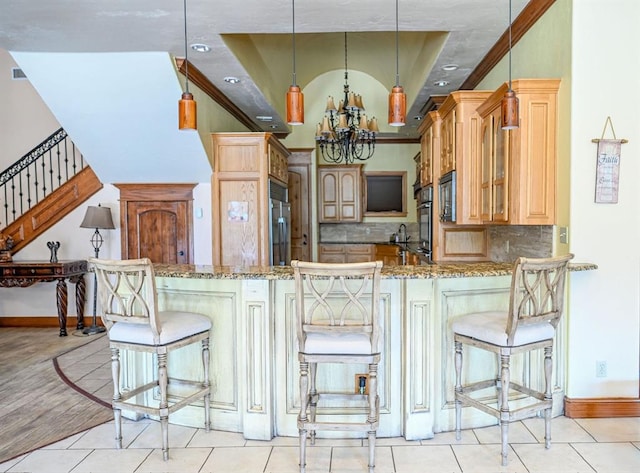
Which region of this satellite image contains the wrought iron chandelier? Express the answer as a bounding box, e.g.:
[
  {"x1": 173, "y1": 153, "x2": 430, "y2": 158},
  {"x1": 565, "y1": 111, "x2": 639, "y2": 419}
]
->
[{"x1": 315, "y1": 32, "x2": 379, "y2": 164}]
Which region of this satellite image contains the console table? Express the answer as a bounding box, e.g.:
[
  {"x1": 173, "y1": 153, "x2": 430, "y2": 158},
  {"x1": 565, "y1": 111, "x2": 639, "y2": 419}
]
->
[{"x1": 0, "y1": 260, "x2": 88, "y2": 336}]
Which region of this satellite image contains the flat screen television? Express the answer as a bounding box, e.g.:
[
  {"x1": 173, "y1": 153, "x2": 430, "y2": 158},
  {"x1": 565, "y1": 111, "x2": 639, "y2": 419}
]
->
[{"x1": 364, "y1": 172, "x2": 406, "y2": 215}]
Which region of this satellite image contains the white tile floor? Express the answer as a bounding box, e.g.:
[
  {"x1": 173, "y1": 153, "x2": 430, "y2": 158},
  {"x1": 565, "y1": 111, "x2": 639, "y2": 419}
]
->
[
  {"x1": 1, "y1": 416, "x2": 639, "y2": 473},
  {"x1": 1, "y1": 335, "x2": 639, "y2": 473}
]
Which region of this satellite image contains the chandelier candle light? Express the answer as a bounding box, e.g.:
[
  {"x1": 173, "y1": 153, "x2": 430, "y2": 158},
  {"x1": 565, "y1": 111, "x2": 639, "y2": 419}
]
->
[
  {"x1": 178, "y1": 0, "x2": 197, "y2": 130},
  {"x1": 80, "y1": 205, "x2": 115, "y2": 335},
  {"x1": 316, "y1": 32, "x2": 379, "y2": 164},
  {"x1": 388, "y1": 0, "x2": 406, "y2": 126},
  {"x1": 286, "y1": 0, "x2": 304, "y2": 125},
  {"x1": 501, "y1": 0, "x2": 519, "y2": 130}
]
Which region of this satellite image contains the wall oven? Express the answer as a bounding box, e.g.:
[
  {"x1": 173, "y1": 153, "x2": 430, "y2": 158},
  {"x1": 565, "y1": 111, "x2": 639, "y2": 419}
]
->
[
  {"x1": 417, "y1": 185, "x2": 433, "y2": 260},
  {"x1": 439, "y1": 170, "x2": 456, "y2": 222}
]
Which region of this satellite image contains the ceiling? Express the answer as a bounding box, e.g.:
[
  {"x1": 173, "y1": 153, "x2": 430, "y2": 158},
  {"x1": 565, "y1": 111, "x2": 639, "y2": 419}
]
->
[{"x1": 1, "y1": 0, "x2": 529, "y2": 140}]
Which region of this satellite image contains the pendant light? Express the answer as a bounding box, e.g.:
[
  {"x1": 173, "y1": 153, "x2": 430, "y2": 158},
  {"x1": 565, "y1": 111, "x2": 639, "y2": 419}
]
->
[
  {"x1": 501, "y1": 0, "x2": 519, "y2": 130},
  {"x1": 178, "y1": 0, "x2": 197, "y2": 130},
  {"x1": 388, "y1": 0, "x2": 406, "y2": 127},
  {"x1": 286, "y1": 0, "x2": 304, "y2": 125}
]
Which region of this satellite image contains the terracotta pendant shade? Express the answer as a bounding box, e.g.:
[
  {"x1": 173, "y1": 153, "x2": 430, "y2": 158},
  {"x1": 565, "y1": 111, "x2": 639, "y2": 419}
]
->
[
  {"x1": 501, "y1": 89, "x2": 519, "y2": 130},
  {"x1": 179, "y1": 92, "x2": 197, "y2": 130},
  {"x1": 388, "y1": 85, "x2": 406, "y2": 126},
  {"x1": 286, "y1": 85, "x2": 304, "y2": 125}
]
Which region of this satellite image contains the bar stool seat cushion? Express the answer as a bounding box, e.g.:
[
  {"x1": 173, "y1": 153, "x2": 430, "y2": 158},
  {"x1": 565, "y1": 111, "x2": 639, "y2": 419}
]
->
[
  {"x1": 451, "y1": 311, "x2": 555, "y2": 347},
  {"x1": 110, "y1": 311, "x2": 212, "y2": 345},
  {"x1": 303, "y1": 332, "x2": 374, "y2": 355}
]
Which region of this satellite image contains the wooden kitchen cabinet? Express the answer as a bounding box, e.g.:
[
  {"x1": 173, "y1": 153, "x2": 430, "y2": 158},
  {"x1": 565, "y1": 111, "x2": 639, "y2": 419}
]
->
[
  {"x1": 318, "y1": 165, "x2": 363, "y2": 223},
  {"x1": 375, "y1": 244, "x2": 401, "y2": 266},
  {"x1": 318, "y1": 244, "x2": 374, "y2": 263},
  {"x1": 211, "y1": 132, "x2": 290, "y2": 266},
  {"x1": 477, "y1": 79, "x2": 560, "y2": 225},
  {"x1": 417, "y1": 110, "x2": 441, "y2": 187},
  {"x1": 437, "y1": 91, "x2": 492, "y2": 224}
]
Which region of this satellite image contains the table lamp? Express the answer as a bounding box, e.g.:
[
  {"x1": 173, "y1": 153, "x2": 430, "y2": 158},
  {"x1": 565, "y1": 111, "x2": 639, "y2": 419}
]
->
[{"x1": 80, "y1": 204, "x2": 115, "y2": 335}]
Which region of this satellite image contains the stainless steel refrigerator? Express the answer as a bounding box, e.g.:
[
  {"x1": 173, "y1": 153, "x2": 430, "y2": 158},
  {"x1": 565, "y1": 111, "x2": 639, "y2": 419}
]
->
[{"x1": 269, "y1": 181, "x2": 291, "y2": 266}]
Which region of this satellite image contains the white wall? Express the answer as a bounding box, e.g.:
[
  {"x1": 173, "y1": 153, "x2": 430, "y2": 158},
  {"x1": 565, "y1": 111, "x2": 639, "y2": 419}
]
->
[
  {"x1": 567, "y1": 0, "x2": 640, "y2": 397},
  {"x1": 0, "y1": 183, "x2": 213, "y2": 318}
]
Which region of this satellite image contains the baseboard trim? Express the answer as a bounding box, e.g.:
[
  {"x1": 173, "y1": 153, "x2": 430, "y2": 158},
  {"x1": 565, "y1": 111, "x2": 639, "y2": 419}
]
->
[
  {"x1": 564, "y1": 396, "x2": 640, "y2": 418},
  {"x1": 0, "y1": 316, "x2": 84, "y2": 329}
]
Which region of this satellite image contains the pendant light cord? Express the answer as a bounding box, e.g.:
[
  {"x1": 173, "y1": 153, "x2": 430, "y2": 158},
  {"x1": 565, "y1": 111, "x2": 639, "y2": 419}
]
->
[
  {"x1": 395, "y1": 0, "x2": 400, "y2": 87},
  {"x1": 183, "y1": 0, "x2": 190, "y2": 94},
  {"x1": 291, "y1": 0, "x2": 297, "y2": 86},
  {"x1": 508, "y1": 0, "x2": 512, "y2": 91}
]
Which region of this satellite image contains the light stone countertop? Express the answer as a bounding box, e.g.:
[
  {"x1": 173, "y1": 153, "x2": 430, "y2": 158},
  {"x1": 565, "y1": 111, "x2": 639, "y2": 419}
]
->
[{"x1": 154, "y1": 261, "x2": 597, "y2": 280}]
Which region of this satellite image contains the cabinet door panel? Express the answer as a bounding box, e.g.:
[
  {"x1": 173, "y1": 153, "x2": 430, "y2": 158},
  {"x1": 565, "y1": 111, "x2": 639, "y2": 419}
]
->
[
  {"x1": 492, "y1": 112, "x2": 509, "y2": 223},
  {"x1": 480, "y1": 116, "x2": 493, "y2": 221},
  {"x1": 319, "y1": 172, "x2": 338, "y2": 222},
  {"x1": 339, "y1": 171, "x2": 358, "y2": 221}
]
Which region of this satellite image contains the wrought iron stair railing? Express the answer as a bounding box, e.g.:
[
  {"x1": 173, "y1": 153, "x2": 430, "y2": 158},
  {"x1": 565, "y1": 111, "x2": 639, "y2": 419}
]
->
[{"x1": 0, "y1": 128, "x2": 86, "y2": 228}]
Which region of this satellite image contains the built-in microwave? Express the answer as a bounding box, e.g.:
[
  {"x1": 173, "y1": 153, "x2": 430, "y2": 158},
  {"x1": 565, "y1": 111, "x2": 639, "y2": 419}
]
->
[{"x1": 439, "y1": 170, "x2": 456, "y2": 222}]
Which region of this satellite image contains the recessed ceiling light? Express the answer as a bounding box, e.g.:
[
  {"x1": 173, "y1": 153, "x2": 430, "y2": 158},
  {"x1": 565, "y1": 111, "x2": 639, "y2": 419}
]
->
[
  {"x1": 224, "y1": 76, "x2": 240, "y2": 84},
  {"x1": 270, "y1": 125, "x2": 278, "y2": 129},
  {"x1": 190, "y1": 43, "x2": 211, "y2": 53},
  {"x1": 441, "y1": 64, "x2": 459, "y2": 71},
  {"x1": 256, "y1": 115, "x2": 273, "y2": 122},
  {"x1": 434, "y1": 80, "x2": 450, "y2": 87},
  {"x1": 414, "y1": 115, "x2": 422, "y2": 121}
]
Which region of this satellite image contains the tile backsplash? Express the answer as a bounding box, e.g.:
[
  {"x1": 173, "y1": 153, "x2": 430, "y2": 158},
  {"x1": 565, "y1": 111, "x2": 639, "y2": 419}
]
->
[
  {"x1": 487, "y1": 225, "x2": 553, "y2": 262},
  {"x1": 320, "y1": 223, "x2": 553, "y2": 262},
  {"x1": 319, "y1": 223, "x2": 418, "y2": 244}
]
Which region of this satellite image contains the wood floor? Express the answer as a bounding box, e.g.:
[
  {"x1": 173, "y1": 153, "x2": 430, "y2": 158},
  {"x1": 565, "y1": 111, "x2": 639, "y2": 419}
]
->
[{"x1": 0, "y1": 327, "x2": 112, "y2": 464}]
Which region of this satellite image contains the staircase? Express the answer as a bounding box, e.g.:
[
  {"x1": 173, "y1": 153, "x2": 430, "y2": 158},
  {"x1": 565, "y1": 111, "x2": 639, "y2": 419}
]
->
[{"x1": 0, "y1": 128, "x2": 103, "y2": 254}]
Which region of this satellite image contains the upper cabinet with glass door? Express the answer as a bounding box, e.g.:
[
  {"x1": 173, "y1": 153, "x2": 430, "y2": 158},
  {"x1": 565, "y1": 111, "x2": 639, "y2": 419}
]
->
[
  {"x1": 477, "y1": 79, "x2": 560, "y2": 225},
  {"x1": 417, "y1": 110, "x2": 441, "y2": 188}
]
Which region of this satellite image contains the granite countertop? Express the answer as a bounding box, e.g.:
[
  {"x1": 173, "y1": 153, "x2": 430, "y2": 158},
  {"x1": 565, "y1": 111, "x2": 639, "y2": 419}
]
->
[{"x1": 154, "y1": 261, "x2": 597, "y2": 280}]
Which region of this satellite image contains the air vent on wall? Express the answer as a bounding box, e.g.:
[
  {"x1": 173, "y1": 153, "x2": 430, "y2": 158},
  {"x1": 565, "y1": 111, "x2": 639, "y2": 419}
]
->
[{"x1": 11, "y1": 67, "x2": 27, "y2": 80}]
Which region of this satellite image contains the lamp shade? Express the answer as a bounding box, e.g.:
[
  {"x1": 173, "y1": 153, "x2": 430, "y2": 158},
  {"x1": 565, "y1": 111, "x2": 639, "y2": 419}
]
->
[
  {"x1": 388, "y1": 85, "x2": 406, "y2": 126},
  {"x1": 286, "y1": 85, "x2": 304, "y2": 125},
  {"x1": 179, "y1": 92, "x2": 197, "y2": 130},
  {"x1": 80, "y1": 206, "x2": 115, "y2": 230},
  {"x1": 501, "y1": 90, "x2": 519, "y2": 130}
]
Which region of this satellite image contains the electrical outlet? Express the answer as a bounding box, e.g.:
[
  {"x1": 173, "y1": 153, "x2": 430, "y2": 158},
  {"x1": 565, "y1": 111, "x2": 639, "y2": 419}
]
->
[
  {"x1": 596, "y1": 360, "x2": 607, "y2": 378},
  {"x1": 355, "y1": 374, "x2": 369, "y2": 394},
  {"x1": 559, "y1": 227, "x2": 569, "y2": 244}
]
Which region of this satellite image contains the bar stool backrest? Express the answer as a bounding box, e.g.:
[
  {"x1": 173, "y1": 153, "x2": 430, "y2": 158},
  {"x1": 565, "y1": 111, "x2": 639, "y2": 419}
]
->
[
  {"x1": 506, "y1": 254, "x2": 574, "y2": 345},
  {"x1": 292, "y1": 260, "x2": 383, "y2": 354},
  {"x1": 89, "y1": 257, "x2": 162, "y2": 343}
]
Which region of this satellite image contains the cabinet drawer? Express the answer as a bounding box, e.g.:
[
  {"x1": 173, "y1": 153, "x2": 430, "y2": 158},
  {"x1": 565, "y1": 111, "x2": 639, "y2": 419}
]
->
[
  {"x1": 318, "y1": 244, "x2": 374, "y2": 263},
  {"x1": 345, "y1": 244, "x2": 374, "y2": 255}
]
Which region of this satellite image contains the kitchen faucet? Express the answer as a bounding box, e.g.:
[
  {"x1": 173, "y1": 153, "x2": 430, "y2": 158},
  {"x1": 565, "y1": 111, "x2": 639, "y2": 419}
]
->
[{"x1": 397, "y1": 224, "x2": 409, "y2": 243}]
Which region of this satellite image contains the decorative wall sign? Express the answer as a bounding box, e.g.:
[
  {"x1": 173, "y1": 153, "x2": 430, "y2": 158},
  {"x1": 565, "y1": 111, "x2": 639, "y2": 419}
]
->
[{"x1": 592, "y1": 117, "x2": 628, "y2": 204}]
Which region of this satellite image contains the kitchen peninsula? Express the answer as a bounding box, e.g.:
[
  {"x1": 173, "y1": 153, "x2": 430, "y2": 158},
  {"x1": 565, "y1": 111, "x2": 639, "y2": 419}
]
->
[{"x1": 145, "y1": 261, "x2": 595, "y2": 441}]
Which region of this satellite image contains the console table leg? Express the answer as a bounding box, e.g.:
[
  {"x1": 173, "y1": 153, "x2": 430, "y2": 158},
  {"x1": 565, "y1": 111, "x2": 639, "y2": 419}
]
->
[
  {"x1": 56, "y1": 279, "x2": 69, "y2": 336},
  {"x1": 74, "y1": 275, "x2": 86, "y2": 330}
]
